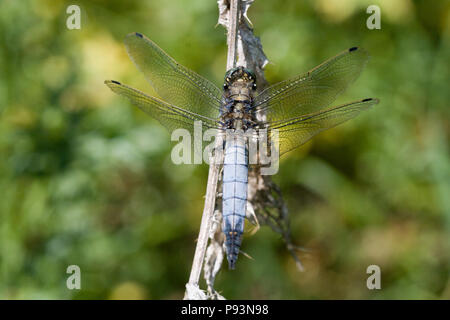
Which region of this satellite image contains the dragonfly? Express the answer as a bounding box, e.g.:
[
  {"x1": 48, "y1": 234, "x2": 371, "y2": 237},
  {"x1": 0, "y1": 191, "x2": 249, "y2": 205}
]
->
[{"x1": 105, "y1": 32, "x2": 379, "y2": 269}]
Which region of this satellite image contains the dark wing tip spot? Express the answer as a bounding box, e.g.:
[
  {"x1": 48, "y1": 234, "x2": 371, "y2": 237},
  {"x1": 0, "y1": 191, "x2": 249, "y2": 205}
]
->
[
  {"x1": 349, "y1": 46, "x2": 359, "y2": 52},
  {"x1": 363, "y1": 98, "x2": 380, "y2": 104},
  {"x1": 135, "y1": 32, "x2": 143, "y2": 38},
  {"x1": 111, "y1": 80, "x2": 121, "y2": 85}
]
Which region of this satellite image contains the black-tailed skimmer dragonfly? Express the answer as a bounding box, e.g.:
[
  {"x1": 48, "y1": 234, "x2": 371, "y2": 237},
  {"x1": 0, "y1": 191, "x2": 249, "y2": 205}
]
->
[{"x1": 105, "y1": 32, "x2": 379, "y2": 269}]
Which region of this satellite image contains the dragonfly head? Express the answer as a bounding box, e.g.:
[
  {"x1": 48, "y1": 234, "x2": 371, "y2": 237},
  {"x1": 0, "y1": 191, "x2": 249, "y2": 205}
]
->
[{"x1": 223, "y1": 66, "x2": 257, "y2": 93}]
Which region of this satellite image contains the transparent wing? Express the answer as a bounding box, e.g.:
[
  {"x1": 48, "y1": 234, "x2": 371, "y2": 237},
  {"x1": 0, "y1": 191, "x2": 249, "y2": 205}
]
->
[
  {"x1": 268, "y1": 98, "x2": 379, "y2": 155},
  {"x1": 124, "y1": 32, "x2": 222, "y2": 120},
  {"x1": 254, "y1": 47, "x2": 370, "y2": 123},
  {"x1": 105, "y1": 80, "x2": 221, "y2": 135}
]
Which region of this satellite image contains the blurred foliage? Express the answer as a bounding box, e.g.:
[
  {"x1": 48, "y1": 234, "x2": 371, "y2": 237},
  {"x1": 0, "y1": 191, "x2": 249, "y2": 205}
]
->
[{"x1": 0, "y1": 0, "x2": 449, "y2": 299}]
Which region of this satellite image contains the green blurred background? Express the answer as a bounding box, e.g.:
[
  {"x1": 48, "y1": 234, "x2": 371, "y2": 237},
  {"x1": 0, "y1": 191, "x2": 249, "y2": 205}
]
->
[{"x1": 0, "y1": 0, "x2": 449, "y2": 299}]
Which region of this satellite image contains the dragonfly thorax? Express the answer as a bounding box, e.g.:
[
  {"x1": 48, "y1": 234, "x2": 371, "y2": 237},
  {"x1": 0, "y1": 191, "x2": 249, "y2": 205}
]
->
[
  {"x1": 224, "y1": 67, "x2": 256, "y2": 96},
  {"x1": 222, "y1": 67, "x2": 257, "y2": 130}
]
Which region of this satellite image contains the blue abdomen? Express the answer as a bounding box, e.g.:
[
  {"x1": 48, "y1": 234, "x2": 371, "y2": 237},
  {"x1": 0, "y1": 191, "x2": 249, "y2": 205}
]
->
[{"x1": 222, "y1": 134, "x2": 248, "y2": 269}]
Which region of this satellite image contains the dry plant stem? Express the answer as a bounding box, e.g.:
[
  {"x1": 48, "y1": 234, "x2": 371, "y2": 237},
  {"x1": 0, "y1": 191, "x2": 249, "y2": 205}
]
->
[
  {"x1": 186, "y1": 144, "x2": 222, "y2": 286},
  {"x1": 184, "y1": 0, "x2": 241, "y2": 300},
  {"x1": 226, "y1": 0, "x2": 239, "y2": 69}
]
